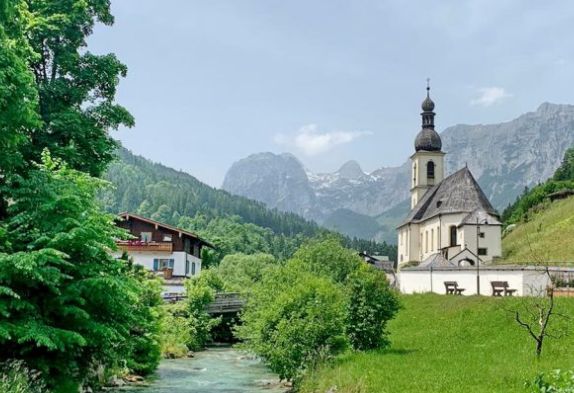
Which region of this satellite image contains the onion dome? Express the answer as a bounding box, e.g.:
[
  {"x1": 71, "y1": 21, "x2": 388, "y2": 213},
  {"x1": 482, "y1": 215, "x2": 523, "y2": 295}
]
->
[
  {"x1": 414, "y1": 80, "x2": 442, "y2": 152},
  {"x1": 422, "y1": 94, "x2": 435, "y2": 111},
  {"x1": 415, "y1": 128, "x2": 442, "y2": 151}
]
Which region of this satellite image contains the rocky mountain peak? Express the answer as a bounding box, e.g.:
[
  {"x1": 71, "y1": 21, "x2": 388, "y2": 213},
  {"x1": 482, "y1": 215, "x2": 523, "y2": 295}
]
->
[{"x1": 337, "y1": 160, "x2": 365, "y2": 179}]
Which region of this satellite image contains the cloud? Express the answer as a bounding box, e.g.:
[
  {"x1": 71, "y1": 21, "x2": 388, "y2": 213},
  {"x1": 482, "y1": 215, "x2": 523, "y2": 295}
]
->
[
  {"x1": 274, "y1": 124, "x2": 372, "y2": 156},
  {"x1": 470, "y1": 87, "x2": 511, "y2": 107}
]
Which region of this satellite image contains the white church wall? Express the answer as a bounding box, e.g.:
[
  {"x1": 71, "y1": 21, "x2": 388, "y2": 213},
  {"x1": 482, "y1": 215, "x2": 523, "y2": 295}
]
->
[
  {"x1": 399, "y1": 268, "x2": 549, "y2": 296},
  {"x1": 460, "y1": 224, "x2": 502, "y2": 262}
]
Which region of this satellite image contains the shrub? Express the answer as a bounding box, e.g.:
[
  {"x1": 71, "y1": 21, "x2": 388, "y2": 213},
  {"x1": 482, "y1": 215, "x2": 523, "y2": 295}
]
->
[
  {"x1": 216, "y1": 253, "x2": 277, "y2": 293},
  {"x1": 184, "y1": 270, "x2": 223, "y2": 350},
  {"x1": 528, "y1": 370, "x2": 574, "y2": 392},
  {"x1": 0, "y1": 361, "x2": 46, "y2": 393},
  {"x1": 344, "y1": 265, "x2": 400, "y2": 350},
  {"x1": 160, "y1": 303, "x2": 194, "y2": 358},
  {"x1": 237, "y1": 270, "x2": 348, "y2": 381}
]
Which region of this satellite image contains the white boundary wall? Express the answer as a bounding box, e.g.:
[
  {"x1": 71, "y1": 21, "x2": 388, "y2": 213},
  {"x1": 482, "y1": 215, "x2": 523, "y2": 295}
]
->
[{"x1": 399, "y1": 267, "x2": 552, "y2": 296}]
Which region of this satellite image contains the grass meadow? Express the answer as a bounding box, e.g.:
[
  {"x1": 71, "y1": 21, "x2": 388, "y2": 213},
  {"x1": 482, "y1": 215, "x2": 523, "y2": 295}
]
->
[
  {"x1": 300, "y1": 294, "x2": 574, "y2": 393},
  {"x1": 502, "y1": 197, "x2": 574, "y2": 264}
]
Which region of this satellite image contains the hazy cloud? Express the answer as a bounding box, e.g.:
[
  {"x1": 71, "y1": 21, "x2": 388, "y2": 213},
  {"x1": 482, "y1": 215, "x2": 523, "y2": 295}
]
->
[
  {"x1": 471, "y1": 87, "x2": 511, "y2": 107},
  {"x1": 274, "y1": 124, "x2": 372, "y2": 156}
]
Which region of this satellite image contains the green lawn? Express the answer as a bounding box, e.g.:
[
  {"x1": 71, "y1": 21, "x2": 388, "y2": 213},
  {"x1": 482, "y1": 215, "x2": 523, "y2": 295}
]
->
[
  {"x1": 501, "y1": 197, "x2": 574, "y2": 264},
  {"x1": 300, "y1": 294, "x2": 574, "y2": 393}
]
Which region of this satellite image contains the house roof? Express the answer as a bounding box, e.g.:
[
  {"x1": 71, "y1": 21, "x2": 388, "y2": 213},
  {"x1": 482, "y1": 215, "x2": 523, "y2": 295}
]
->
[
  {"x1": 399, "y1": 167, "x2": 498, "y2": 227},
  {"x1": 118, "y1": 212, "x2": 215, "y2": 248}
]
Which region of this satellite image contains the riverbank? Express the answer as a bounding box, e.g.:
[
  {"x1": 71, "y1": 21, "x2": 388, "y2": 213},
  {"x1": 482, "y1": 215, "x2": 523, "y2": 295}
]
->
[{"x1": 110, "y1": 346, "x2": 288, "y2": 393}]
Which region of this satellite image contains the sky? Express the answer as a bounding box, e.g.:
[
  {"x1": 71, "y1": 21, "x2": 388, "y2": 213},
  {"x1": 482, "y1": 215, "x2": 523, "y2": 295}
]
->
[{"x1": 88, "y1": 0, "x2": 574, "y2": 187}]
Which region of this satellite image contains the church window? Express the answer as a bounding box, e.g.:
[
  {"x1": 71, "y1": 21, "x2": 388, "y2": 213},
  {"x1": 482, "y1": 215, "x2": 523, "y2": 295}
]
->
[
  {"x1": 478, "y1": 248, "x2": 488, "y2": 256},
  {"x1": 431, "y1": 229, "x2": 434, "y2": 251},
  {"x1": 479, "y1": 232, "x2": 485, "y2": 238},
  {"x1": 425, "y1": 231, "x2": 428, "y2": 253},
  {"x1": 413, "y1": 163, "x2": 417, "y2": 185},
  {"x1": 427, "y1": 161, "x2": 435, "y2": 179},
  {"x1": 449, "y1": 226, "x2": 457, "y2": 247}
]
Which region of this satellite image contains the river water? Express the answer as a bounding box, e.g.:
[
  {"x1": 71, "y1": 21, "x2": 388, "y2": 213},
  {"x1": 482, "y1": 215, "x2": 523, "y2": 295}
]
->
[{"x1": 114, "y1": 347, "x2": 287, "y2": 393}]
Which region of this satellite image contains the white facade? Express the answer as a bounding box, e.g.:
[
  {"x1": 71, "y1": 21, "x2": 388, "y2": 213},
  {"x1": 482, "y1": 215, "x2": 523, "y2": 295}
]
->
[
  {"x1": 113, "y1": 250, "x2": 202, "y2": 278},
  {"x1": 399, "y1": 267, "x2": 552, "y2": 296}
]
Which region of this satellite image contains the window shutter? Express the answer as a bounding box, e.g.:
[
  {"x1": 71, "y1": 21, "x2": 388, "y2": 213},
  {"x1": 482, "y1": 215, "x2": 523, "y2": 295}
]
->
[{"x1": 153, "y1": 258, "x2": 159, "y2": 271}]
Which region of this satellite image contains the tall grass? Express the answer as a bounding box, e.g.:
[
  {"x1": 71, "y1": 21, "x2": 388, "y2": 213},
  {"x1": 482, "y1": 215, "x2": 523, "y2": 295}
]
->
[{"x1": 0, "y1": 361, "x2": 45, "y2": 393}]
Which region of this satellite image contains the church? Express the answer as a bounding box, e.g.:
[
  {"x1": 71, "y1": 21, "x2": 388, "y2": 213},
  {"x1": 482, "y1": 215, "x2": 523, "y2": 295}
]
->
[{"x1": 397, "y1": 86, "x2": 502, "y2": 268}]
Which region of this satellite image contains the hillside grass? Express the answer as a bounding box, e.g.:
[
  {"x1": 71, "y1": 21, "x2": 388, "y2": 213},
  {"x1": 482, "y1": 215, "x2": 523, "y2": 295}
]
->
[
  {"x1": 501, "y1": 197, "x2": 574, "y2": 264},
  {"x1": 300, "y1": 294, "x2": 574, "y2": 393}
]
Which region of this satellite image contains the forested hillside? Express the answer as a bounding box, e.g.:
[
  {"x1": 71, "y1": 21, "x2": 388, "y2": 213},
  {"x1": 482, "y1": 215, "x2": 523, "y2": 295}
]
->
[
  {"x1": 502, "y1": 146, "x2": 574, "y2": 225},
  {"x1": 102, "y1": 148, "x2": 396, "y2": 263}
]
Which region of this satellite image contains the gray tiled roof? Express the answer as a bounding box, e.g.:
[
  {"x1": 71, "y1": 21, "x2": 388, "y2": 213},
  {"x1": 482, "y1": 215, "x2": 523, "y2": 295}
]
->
[
  {"x1": 459, "y1": 208, "x2": 502, "y2": 226},
  {"x1": 399, "y1": 167, "x2": 498, "y2": 227}
]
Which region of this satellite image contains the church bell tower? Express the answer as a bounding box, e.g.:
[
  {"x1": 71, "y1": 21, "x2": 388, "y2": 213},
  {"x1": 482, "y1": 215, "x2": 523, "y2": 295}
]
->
[{"x1": 410, "y1": 82, "x2": 445, "y2": 209}]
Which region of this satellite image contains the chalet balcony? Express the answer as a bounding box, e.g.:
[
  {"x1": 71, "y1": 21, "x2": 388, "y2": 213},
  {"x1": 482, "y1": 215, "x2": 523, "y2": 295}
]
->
[{"x1": 116, "y1": 240, "x2": 173, "y2": 253}]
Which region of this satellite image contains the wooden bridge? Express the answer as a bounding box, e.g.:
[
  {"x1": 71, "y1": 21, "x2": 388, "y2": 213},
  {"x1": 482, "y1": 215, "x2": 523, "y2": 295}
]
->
[
  {"x1": 162, "y1": 292, "x2": 244, "y2": 315},
  {"x1": 206, "y1": 292, "x2": 244, "y2": 315}
]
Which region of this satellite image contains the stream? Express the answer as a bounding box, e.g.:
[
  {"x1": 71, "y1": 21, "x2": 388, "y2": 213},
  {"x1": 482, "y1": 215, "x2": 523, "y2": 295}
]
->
[{"x1": 113, "y1": 347, "x2": 287, "y2": 393}]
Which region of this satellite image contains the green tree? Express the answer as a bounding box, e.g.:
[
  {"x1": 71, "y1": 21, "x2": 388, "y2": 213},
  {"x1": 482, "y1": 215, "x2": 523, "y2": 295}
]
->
[
  {"x1": 237, "y1": 268, "x2": 347, "y2": 381},
  {"x1": 0, "y1": 152, "x2": 159, "y2": 389},
  {"x1": 216, "y1": 253, "x2": 277, "y2": 293},
  {"x1": 22, "y1": 0, "x2": 134, "y2": 176},
  {"x1": 0, "y1": 0, "x2": 40, "y2": 217},
  {"x1": 344, "y1": 265, "x2": 400, "y2": 350},
  {"x1": 553, "y1": 147, "x2": 574, "y2": 181}
]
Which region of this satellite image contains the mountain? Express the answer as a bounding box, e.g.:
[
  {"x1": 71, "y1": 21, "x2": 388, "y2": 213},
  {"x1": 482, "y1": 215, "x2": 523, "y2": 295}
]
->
[
  {"x1": 222, "y1": 152, "x2": 316, "y2": 219},
  {"x1": 222, "y1": 103, "x2": 574, "y2": 243},
  {"x1": 102, "y1": 148, "x2": 395, "y2": 263}
]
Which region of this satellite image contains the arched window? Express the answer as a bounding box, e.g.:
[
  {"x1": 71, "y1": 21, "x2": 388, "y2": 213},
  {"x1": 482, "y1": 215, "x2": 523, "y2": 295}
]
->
[
  {"x1": 449, "y1": 226, "x2": 457, "y2": 247},
  {"x1": 427, "y1": 161, "x2": 435, "y2": 179}
]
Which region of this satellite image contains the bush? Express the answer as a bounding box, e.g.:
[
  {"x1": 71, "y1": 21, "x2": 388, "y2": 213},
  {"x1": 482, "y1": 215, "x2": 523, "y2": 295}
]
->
[
  {"x1": 184, "y1": 270, "x2": 223, "y2": 351},
  {"x1": 528, "y1": 370, "x2": 574, "y2": 392},
  {"x1": 160, "y1": 303, "x2": 194, "y2": 358},
  {"x1": 216, "y1": 253, "x2": 277, "y2": 293},
  {"x1": 0, "y1": 361, "x2": 46, "y2": 393},
  {"x1": 236, "y1": 238, "x2": 400, "y2": 382},
  {"x1": 345, "y1": 265, "x2": 400, "y2": 350},
  {"x1": 237, "y1": 269, "x2": 348, "y2": 381}
]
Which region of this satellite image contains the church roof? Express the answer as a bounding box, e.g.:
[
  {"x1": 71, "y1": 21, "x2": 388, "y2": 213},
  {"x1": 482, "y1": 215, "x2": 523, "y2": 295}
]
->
[
  {"x1": 458, "y1": 208, "x2": 502, "y2": 227},
  {"x1": 399, "y1": 167, "x2": 499, "y2": 227}
]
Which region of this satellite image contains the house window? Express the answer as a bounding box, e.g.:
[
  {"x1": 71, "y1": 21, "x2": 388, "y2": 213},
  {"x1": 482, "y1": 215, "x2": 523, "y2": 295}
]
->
[
  {"x1": 478, "y1": 248, "x2": 488, "y2": 256},
  {"x1": 184, "y1": 238, "x2": 191, "y2": 254},
  {"x1": 191, "y1": 262, "x2": 196, "y2": 275},
  {"x1": 449, "y1": 226, "x2": 457, "y2": 247},
  {"x1": 153, "y1": 258, "x2": 174, "y2": 271},
  {"x1": 141, "y1": 232, "x2": 152, "y2": 242},
  {"x1": 185, "y1": 259, "x2": 190, "y2": 275},
  {"x1": 479, "y1": 232, "x2": 485, "y2": 238},
  {"x1": 163, "y1": 233, "x2": 173, "y2": 242},
  {"x1": 427, "y1": 161, "x2": 435, "y2": 179}
]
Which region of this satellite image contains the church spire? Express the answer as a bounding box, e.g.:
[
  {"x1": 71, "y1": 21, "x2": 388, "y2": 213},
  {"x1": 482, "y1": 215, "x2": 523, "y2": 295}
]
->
[{"x1": 421, "y1": 78, "x2": 435, "y2": 129}]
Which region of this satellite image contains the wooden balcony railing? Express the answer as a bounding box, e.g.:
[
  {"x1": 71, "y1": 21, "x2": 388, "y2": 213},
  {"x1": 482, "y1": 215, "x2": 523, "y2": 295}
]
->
[{"x1": 116, "y1": 241, "x2": 173, "y2": 253}]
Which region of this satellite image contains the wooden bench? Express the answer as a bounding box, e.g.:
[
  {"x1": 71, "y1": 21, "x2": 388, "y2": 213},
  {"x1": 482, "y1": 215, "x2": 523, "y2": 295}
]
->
[
  {"x1": 444, "y1": 281, "x2": 465, "y2": 295},
  {"x1": 490, "y1": 281, "x2": 517, "y2": 297}
]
